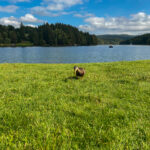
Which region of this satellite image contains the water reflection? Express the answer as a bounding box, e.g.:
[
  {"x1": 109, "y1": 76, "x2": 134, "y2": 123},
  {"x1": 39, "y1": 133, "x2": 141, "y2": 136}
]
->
[{"x1": 0, "y1": 45, "x2": 150, "y2": 63}]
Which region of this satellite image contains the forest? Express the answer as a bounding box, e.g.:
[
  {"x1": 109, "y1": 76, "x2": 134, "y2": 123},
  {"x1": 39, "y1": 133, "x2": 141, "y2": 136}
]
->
[
  {"x1": 120, "y1": 33, "x2": 150, "y2": 45},
  {"x1": 0, "y1": 23, "x2": 98, "y2": 46},
  {"x1": 97, "y1": 34, "x2": 135, "y2": 44}
]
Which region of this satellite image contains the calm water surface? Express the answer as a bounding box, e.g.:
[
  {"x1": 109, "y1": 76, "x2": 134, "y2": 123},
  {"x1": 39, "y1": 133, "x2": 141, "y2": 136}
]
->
[{"x1": 0, "y1": 45, "x2": 150, "y2": 63}]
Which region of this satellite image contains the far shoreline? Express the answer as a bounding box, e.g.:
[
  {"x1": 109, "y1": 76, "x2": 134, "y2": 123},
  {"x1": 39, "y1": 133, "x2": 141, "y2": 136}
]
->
[
  {"x1": 0, "y1": 44, "x2": 100, "y2": 48},
  {"x1": 1, "y1": 44, "x2": 150, "y2": 48}
]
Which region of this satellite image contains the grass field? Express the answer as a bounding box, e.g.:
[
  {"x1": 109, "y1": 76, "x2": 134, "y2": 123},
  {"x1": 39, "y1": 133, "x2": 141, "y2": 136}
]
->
[
  {"x1": 0, "y1": 61, "x2": 150, "y2": 149},
  {"x1": 0, "y1": 42, "x2": 33, "y2": 47}
]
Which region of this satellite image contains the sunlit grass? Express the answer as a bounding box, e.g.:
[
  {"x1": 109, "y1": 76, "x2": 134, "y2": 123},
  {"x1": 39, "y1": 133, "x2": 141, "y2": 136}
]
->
[{"x1": 0, "y1": 61, "x2": 150, "y2": 149}]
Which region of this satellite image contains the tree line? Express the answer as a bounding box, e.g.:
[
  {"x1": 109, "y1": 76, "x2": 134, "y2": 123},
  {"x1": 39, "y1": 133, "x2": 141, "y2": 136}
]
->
[
  {"x1": 97, "y1": 34, "x2": 135, "y2": 45},
  {"x1": 0, "y1": 23, "x2": 98, "y2": 46},
  {"x1": 120, "y1": 33, "x2": 150, "y2": 45}
]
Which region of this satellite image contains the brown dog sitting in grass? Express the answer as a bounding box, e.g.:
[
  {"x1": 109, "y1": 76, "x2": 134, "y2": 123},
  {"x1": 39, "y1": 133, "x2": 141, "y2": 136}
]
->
[{"x1": 74, "y1": 66, "x2": 85, "y2": 77}]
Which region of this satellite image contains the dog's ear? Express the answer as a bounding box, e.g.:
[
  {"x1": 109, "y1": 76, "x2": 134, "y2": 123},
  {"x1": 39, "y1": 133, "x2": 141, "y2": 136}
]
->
[{"x1": 74, "y1": 66, "x2": 77, "y2": 70}]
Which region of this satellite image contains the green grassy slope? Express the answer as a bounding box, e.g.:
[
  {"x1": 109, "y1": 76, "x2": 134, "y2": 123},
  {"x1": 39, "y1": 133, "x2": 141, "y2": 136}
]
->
[{"x1": 0, "y1": 61, "x2": 150, "y2": 149}]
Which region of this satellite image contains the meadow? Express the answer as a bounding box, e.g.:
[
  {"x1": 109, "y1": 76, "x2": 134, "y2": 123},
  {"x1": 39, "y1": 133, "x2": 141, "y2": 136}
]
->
[{"x1": 0, "y1": 61, "x2": 150, "y2": 149}]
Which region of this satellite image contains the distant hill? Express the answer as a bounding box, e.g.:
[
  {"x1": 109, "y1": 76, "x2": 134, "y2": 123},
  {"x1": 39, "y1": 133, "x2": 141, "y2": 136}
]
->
[
  {"x1": 120, "y1": 33, "x2": 150, "y2": 45},
  {"x1": 97, "y1": 34, "x2": 135, "y2": 44}
]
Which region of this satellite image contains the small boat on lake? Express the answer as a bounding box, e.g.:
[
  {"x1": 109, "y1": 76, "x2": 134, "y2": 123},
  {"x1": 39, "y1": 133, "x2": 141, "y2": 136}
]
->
[{"x1": 109, "y1": 45, "x2": 113, "y2": 48}]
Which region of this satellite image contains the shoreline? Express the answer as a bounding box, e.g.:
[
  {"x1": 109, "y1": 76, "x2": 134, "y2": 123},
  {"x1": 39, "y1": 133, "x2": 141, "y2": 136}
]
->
[
  {"x1": 0, "y1": 59, "x2": 149, "y2": 64},
  {"x1": 0, "y1": 43, "x2": 99, "y2": 47},
  {"x1": 1, "y1": 44, "x2": 150, "y2": 47}
]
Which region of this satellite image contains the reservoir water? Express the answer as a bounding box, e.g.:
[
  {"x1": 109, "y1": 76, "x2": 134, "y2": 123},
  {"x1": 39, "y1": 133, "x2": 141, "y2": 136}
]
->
[{"x1": 0, "y1": 45, "x2": 150, "y2": 63}]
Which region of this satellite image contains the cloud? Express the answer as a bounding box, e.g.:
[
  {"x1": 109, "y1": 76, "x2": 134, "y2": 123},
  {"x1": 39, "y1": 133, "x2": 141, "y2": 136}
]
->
[
  {"x1": 6, "y1": 0, "x2": 30, "y2": 3},
  {"x1": 74, "y1": 13, "x2": 94, "y2": 18},
  {"x1": 0, "y1": 5, "x2": 18, "y2": 13},
  {"x1": 26, "y1": 24, "x2": 37, "y2": 28},
  {"x1": 0, "y1": 14, "x2": 43, "y2": 28},
  {"x1": 20, "y1": 14, "x2": 43, "y2": 23},
  {"x1": 79, "y1": 12, "x2": 150, "y2": 35},
  {"x1": 42, "y1": 0, "x2": 83, "y2": 11},
  {"x1": 0, "y1": 16, "x2": 20, "y2": 27},
  {"x1": 31, "y1": 0, "x2": 83, "y2": 16},
  {"x1": 31, "y1": 6, "x2": 74, "y2": 17}
]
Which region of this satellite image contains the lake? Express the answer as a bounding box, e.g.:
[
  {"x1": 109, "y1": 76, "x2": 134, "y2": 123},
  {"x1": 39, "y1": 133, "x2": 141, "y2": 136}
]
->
[{"x1": 0, "y1": 45, "x2": 150, "y2": 63}]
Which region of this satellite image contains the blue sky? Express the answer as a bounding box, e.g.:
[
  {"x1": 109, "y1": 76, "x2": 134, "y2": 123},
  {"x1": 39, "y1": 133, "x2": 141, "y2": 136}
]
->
[{"x1": 0, "y1": 0, "x2": 150, "y2": 35}]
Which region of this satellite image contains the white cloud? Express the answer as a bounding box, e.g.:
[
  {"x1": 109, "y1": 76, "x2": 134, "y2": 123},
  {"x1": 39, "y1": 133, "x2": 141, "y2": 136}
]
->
[
  {"x1": 20, "y1": 14, "x2": 43, "y2": 23},
  {"x1": 7, "y1": 0, "x2": 30, "y2": 3},
  {"x1": 46, "y1": 3, "x2": 65, "y2": 11},
  {"x1": 0, "y1": 14, "x2": 43, "y2": 28},
  {"x1": 31, "y1": 0, "x2": 83, "y2": 16},
  {"x1": 74, "y1": 13, "x2": 94, "y2": 18},
  {"x1": 42, "y1": 0, "x2": 83, "y2": 11},
  {"x1": 79, "y1": 12, "x2": 150, "y2": 35},
  {"x1": 26, "y1": 24, "x2": 37, "y2": 28},
  {"x1": 31, "y1": 6, "x2": 74, "y2": 17},
  {"x1": 0, "y1": 5, "x2": 18, "y2": 13},
  {"x1": 0, "y1": 16, "x2": 20, "y2": 27}
]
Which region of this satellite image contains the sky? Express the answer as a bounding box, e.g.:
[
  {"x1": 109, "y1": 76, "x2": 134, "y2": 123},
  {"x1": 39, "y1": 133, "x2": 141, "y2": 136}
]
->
[{"x1": 0, "y1": 0, "x2": 150, "y2": 35}]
